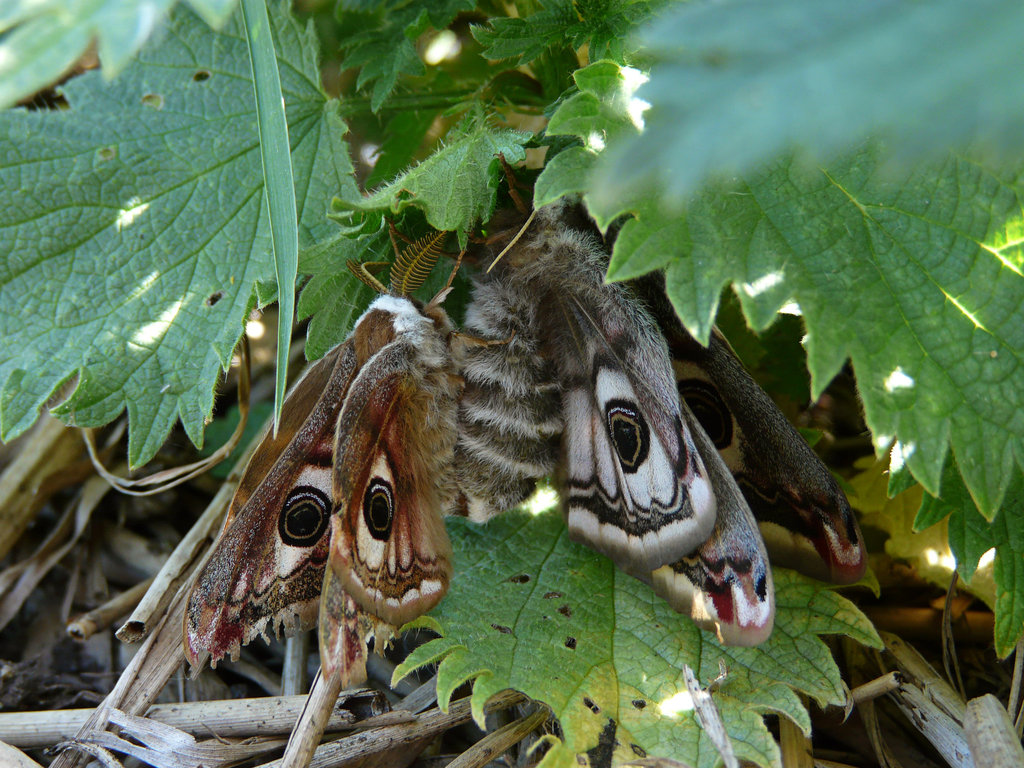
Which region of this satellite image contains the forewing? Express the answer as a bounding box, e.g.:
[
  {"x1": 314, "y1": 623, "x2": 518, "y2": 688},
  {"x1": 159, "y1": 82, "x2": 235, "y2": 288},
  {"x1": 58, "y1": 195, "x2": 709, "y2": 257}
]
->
[
  {"x1": 560, "y1": 290, "x2": 716, "y2": 575},
  {"x1": 330, "y1": 340, "x2": 453, "y2": 627},
  {"x1": 185, "y1": 343, "x2": 357, "y2": 667}
]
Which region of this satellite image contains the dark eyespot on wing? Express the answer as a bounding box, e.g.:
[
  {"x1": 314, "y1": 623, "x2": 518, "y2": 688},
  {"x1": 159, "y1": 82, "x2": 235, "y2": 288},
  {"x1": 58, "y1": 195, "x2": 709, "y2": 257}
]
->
[
  {"x1": 604, "y1": 399, "x2": 649, "y2": 472},
  {"x1": 679, "y1": 378, "x2": 732, "y2": 450},
  {"x1": 362, "y1": 479, "x2": 394, "y2": 541},
  {"x1": 278, "y1": 486, "x2": 330, "y2": 547}
]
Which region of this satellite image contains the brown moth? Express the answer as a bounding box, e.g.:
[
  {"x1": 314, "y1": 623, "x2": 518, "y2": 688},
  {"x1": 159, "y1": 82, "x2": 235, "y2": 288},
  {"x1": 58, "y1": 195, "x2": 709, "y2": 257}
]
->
[
  {"x1": 457, "y1": 198, "x2": 786, "y2": 645},
  {"x1": 457, "y1": 200, "x2": 717, "y2": 576},
  {"x1": 638, "y1": 280, "x2": 868, "y2": 585},
  {"x1": 186, "y1": 251, "x2": 460, "y2": 687}
]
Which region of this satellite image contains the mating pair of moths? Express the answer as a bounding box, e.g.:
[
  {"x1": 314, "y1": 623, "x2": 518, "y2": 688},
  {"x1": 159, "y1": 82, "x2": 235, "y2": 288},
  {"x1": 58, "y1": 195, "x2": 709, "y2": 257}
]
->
[{"x1": 185, "y1": 200, "x2": 866, "y2": 686}]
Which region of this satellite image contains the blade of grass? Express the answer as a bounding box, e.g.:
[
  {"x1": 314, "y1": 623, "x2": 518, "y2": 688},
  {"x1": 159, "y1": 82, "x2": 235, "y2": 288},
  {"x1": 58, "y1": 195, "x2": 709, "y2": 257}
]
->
[{"x1": 241, "y1": 0, "x2": 298, "y2": 435}]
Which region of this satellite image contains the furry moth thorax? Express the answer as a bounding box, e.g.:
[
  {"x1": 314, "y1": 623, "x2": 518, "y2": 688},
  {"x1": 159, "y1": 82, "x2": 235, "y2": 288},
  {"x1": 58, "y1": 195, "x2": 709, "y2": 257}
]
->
[{"x1": 458, "y1": 200, "x2": 717, "y2": 576}]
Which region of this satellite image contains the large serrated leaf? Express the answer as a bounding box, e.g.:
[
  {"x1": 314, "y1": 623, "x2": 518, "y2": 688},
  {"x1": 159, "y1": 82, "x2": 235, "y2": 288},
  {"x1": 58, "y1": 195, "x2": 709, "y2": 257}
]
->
[
  {"x1": 396, "y1": 511, "x2": 880, "y2": 768},
  {"x1": 592, "y1": 0, "x2": 1024, "y2": 202},
  {"x1": 472, "y1": 0, "x2": 659, "y2": 68},
  {"x1": 0, "y1": 3, "x2": 359, "y2": 466},
  {"x1": 0, "y1": 0, "x2": 239, "y2": 109},
  {"x1": 654, "y1": 150, "x2": 1024, "y2": 519},
  {"x1": 331, "y1": 120, "x2": 530, "y2": 246},
  {"x1": 542, "y1": 59, "x2": 1024, "y2": 520}
]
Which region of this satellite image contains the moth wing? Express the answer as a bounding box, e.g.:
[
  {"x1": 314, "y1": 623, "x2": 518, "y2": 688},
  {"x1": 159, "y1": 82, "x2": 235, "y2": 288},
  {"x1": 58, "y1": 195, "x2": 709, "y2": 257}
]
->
[
  {"x1": 318, "y1": 567, "x2": 370, "y2": 688},
  {"x1": 330, "y1": 340, "x2": 453, "y2": 627},
  {"x1": 651, "y1": 401, "x2": 775, "y2": 645},
  {"x1": 185, "y1": 343, "x2": 358, "y2": 667},
  {"x1": 561, "y1": 291, "x2": 716, "y2": 575},
  {"x1": 672, "y1": 326, "x2": 867, "y2": 584},
  {"x1": 632, "y1": 275, "x2": 865, "y2": 583}
]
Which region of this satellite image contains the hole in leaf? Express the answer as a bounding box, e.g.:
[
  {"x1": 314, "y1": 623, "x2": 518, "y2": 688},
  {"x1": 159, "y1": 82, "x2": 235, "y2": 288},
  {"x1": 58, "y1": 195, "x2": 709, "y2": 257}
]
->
[
  {"x1": 543, "y1": 591, "x2": 562, "y2": 599},
  {"x1": 509, "y1": 573, "x2": 530, "y2": 584},
  {"x1": 564, "y1": 637, "x2": 577, "y2": 650},
  {"x1": 206, "y1": 291, "x2": 224, "y2": 307},
  {"x1": 97, "y1": 146, "x2": 117, "y2": 162},
  {"x1": 630, "y1": 744, "x2": 646, "y2": 758},
  {"x1": 141, "y1": 93, "x2": 163, "y2": 110},
  {"x1": 193, "y1": 69, "x2": 211, "y2": 82},
  {"x1": 631, "y1": 699, "x2": 646, "y2": 709},
  {"x1": 583, "y1": 696, "x2": 599, "y2": 713},
  {"x1": 491, "y1": 623, "x2": 512, "y2": 635},
  {"x1": 558, "y1": 604, "x2": 572, "y2": 618}
]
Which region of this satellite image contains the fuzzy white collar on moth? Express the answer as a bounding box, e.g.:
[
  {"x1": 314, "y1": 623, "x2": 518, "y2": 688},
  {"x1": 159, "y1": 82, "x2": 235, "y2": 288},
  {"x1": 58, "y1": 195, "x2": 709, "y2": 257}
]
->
[{"x1": 361, "y1": 295, "x2": 431, "y2": 343}]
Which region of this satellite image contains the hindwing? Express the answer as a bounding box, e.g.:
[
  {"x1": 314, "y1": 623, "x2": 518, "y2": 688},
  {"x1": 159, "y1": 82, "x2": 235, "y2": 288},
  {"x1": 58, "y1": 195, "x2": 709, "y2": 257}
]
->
[
  {"x1": 650, "y1": 400, "x2": 775, "y2": 645},
  {"x1": 640, "y1": 280, "x2": 867, "y2": 584},
  {"x1": 331, "y1": 311, "x2": 456, "y2": 627}
]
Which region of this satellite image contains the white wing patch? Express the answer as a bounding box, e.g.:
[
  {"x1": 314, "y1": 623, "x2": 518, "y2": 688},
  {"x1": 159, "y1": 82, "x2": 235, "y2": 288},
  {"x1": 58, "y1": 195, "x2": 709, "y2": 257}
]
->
[
  {"x1": 563, "y1": 365, "x2": 717, "y2": 573},
  {"x1": 355, "y1": 454, "x2": 392, "y2": 572}
]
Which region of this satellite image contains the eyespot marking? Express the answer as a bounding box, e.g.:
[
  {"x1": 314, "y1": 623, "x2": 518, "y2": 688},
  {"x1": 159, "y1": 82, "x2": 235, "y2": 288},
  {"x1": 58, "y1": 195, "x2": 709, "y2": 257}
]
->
[
  {"x1": 363, "y1": 479, "x2": 394, "y2": 541},
  {"x1": 604, "y1": 399, "x2": 649, "y2": 472},
  {"x1": 679, "y1": 378, "x2": 733, "y2": 450},
  {"x1": 278, "y1": 486, "x2": 330, "y2": 547}
]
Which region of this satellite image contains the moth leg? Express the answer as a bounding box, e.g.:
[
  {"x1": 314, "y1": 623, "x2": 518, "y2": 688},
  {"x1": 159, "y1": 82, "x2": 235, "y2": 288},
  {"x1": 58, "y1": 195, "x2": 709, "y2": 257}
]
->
[
  {"x1": 453, "y1": 329, "x2": 516, "y2": 348},
  {"x1": 387, "y1": 219, "x2": 417, "y2": 251},
  {"x1": 440, "y1": 248, "x2": 466, "y2": 292},
  {"x1": 497, "y1": 153, "x2": 530, "y2": 214}
]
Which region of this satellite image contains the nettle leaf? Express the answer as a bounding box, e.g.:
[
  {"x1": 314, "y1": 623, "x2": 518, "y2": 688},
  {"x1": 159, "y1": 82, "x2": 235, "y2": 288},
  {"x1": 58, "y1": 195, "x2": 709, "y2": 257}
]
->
[
  {"x1": 331, "y1": 120, "x2": 530, "y2": 246},
  {"x1": 594, "y1": 0, "x2": 1024, "y2": 201},
  {"x1": 555, "y1": 61, "x2": 1024, "y2": 521},
  {"x1": 396, "y1": 512, "x2": 880, "y2": 768},
  {"x1": 0, "y1": 3, "x2": 358, "y2": 466},
  {"x1": 0, "y1": 0, "x2": 238, "y2": 109},
  {"x1": 338, "y1": 0, "x2": 475, "y2": 111},
  {"x1": 656, "y1": 150, "x2": 1024, "y2": 520},
  {"x1": 534, "y1": 60, "x2": 645, "y2": 209},
  {"x1": 914, "y1": 461, "x2": 1024, "y2": 657},
  {"x1": 472, "y1": 0, "x2": 659, "y2": 67}
]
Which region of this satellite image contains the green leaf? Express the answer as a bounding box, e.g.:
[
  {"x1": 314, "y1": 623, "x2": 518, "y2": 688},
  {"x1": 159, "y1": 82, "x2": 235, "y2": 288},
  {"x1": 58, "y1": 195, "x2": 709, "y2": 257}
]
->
[
  {"x1": 534, "y1": 59, "x2": 646, "y2": 208},
  {"x1": 593, "y1": 148, "x2": 1024, "y2": 519},
  {"x1": 472, "y1": 0, "x2": 660, "y2": 68},
  {"x1": 544, "y1": 60, "x2": 1024, "y2": 515},
  {"x1": 331, "y1": 118, "x2": 530, "y2": 246},
  {"x1": 913, "y1": 460, "x2": 1024, "y2": 657},
  {"x1": 593, "y1": 0, "x2": 1024, "y2": 202},
  {"x1": 337, "y1": 0, "x2": 475, "y2": 111},
  {"x1": 241, "y1": 0, "x2": 298, "y2": 435},
  {"x1": 396, "y1": 511, "x2": 880, "y2": 768},
  {"x1": 364, "y1": 110, "x2": 438, "y2": 190},
  {"x1": 0, "y1": 0, "x2": 239, "y2": 109},
  {"x1": 0, "y1": 3, "x2": 359, "y2": 466},
  {"x1": 296, "y1": 227, "x2": 386, "y2": 360}
]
